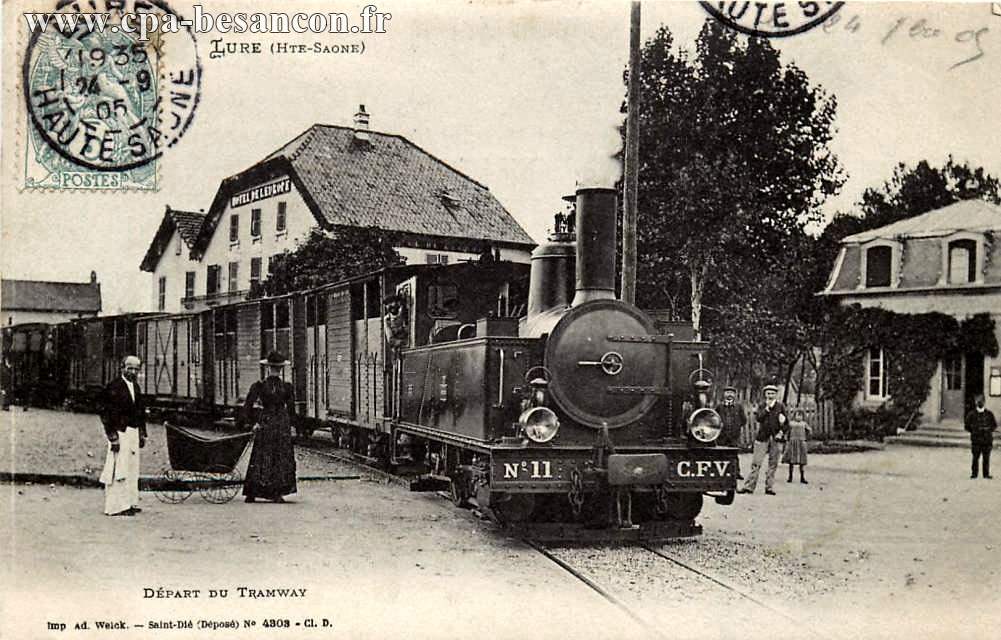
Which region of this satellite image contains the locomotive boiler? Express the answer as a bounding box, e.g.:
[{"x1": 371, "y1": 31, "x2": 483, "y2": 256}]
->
[{"x1": 395, "y1": 186, "x2": 738, "y2": 539}]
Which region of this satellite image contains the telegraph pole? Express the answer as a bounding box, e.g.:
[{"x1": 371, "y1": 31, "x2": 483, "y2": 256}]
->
[{"x1": 621, "y1": 1, "x2": 641, "y2": 304}]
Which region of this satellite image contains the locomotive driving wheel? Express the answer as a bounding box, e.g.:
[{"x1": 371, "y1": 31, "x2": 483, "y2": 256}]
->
[
  {"x1": 656, "y1": 489, "x2": 703, "y2": 521},
  {"x1": 449, "y1": 474, "x2": 471, "y2": 508},
  {"x1": 492, "y1": 493, "x2": 536, "y2": 523}
]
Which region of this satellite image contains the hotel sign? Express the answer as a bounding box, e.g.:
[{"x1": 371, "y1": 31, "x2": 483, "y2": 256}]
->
[{"x1": 230, "y1": 177, "x2": 292, "y2": 208}]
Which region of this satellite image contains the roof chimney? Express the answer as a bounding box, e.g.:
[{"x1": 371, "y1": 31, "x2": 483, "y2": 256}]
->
[
  {"x1": 90, "y1": 270, "x2": 98, "y2": 283},
  {"x1": 353, "y1": 104, "x2": 371, "y2": 144}
]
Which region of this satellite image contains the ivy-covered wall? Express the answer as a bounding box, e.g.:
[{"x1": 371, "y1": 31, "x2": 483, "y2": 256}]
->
[{"x1": 820, "y1": 305, "x2": 998, "y2": 437}]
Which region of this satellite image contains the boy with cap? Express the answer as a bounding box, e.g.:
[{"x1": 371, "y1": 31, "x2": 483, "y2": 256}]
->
[{"x1": 737, "y1": 384, "x2": 787, "y2": 496}]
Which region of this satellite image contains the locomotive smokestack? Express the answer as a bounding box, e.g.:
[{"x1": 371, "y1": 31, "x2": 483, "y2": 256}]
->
[{"x1": 571, "y1": 187, "x2": 617, "y2": 306}]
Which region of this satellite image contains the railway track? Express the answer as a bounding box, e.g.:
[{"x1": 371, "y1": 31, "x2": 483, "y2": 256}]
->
[
  {"x1": 298, "y1": 437, "x2": 832, "y2": 639},
  {"x1": 296, "y1": 437, "x2": 411, "y2": 488},
  {"x1": 528, "y1": 541, "x2": 833, "y2": 640}
]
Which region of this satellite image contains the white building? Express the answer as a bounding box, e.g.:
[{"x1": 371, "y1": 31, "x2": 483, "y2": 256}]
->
[
  {"x1": 1, "y1": 273, "x2": 102, "y2": 325},
  {"x1": 821, "y1": 199, "x2": 1001, "y2": 426},
  {"x1": 141, "y1": 107, "x2": 535, "y2": 313}
]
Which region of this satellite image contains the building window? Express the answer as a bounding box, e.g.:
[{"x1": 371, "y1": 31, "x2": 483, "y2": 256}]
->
[
  {"x1": 250, "y1": 257, "x2": 262, "y2": 286},
  {"x1": 157, "y1": 276, "x2": 167, "y2": 311},
  {"x1": 866, "y1": 347, "x2": 889, "y2": 400},
  {"x1": 185, "y1": 271, "x2": 196, "y2": 299},
  {"x1": 943, "y1": 356, "x2": 963, "y2": 391},
  {"x1": 228, "y1": 261, "x2": 239, "y2": 293},
  {"x1": 947, "y1": 239, "x2": 977, "y2": 284},
  {"x1": 276, "y1": 201, "x2": 287, "y2": 232},
  {"x1": 250, "y1": 208, "x2": 262, "y2": 238},
  {"x1": 425, "y1": 253, "x2": 450, "y2": 265},
  {"x1": 207, "y1": 264, "x2": 221, "y2": 295},
  {"x1": 864, "y1": 246, "x2": 892, "y2": 288},
  {"x1": 229, "y1": 214, "x2": 239, "y2": 243}
]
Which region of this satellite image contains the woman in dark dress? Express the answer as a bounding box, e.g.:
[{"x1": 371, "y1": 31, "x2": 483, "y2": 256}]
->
[{"x1": 242, "y1": 351, "x2": 297, "y2": 503}]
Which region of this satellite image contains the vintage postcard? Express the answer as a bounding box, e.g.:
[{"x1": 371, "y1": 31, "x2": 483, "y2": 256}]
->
[{"x1": 2, "y1": 1, "x2": 1000, "y2": 639}]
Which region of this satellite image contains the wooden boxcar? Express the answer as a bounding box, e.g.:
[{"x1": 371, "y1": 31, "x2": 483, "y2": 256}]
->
[{"x1": 134, "y1": 313, "x2": 205, "y2": 404}]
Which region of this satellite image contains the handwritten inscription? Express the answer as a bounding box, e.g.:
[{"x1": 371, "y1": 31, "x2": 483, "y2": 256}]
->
[{"x1": 823, "y1": 12, "x2": 989, "y2": 70}]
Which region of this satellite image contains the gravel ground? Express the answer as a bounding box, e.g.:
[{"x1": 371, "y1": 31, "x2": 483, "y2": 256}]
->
[
  {"x1": 0, "y1": 406, "x2": 354, "y2": 480},
  {"x1": 544, "y1": 538, "x2": 845, "y2": 640},
  {"x1": 5, "y1": 407, "x2": 1000, "y2": 639}
]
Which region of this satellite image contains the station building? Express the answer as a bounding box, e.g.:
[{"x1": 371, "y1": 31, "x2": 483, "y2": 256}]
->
[
  {"x1": 820, "y1": 199, "x2": 1001, "y2": 426},
  {"x1": 141, "y1": 106, "x2": 535, "y2": 313},
  {"x1": 1, "y1": 273, "x2": 102, "y2": 325}
]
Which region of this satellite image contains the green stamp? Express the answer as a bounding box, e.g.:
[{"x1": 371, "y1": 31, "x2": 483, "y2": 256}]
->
[{"x1": 22, "y1": 0, "x2": 202, "y2": 191}]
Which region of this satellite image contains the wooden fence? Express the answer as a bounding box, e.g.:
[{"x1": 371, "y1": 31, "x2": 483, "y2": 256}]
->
[{"x1": 732, "y1": 399, "x2": 836, "y2": 449}]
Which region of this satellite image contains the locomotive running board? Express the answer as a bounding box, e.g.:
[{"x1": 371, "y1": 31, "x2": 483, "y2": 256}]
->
[{"x1": 508, "y1": 520, "x2": 701, "y2": 543}]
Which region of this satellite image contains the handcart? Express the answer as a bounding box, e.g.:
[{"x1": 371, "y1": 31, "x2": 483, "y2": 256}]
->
[{"x1": 153, "y1": 424, "x2": 254, "y2": 504}]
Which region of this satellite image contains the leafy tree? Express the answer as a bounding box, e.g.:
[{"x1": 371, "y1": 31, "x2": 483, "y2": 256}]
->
[
  {"x1": 631, "y1": 21, "x2": 844, "y2": 344},
  {"x1": 816, "y1": 158, "x2": 1001, "y2": 268},
  {"x1": 260, "y1": 225, "x2": 403, "y2": 297},
  {"x1": 858, "y1": 156, "x2": 1001, "y2": 230}
]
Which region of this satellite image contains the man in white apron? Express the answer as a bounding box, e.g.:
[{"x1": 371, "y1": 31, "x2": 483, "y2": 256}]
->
[{"x1": 99, "y1": 355, "x2": 147, "y2": 516}]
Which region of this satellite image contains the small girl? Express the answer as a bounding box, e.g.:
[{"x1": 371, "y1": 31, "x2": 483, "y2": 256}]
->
[{"x1": 784, "y1": 408, "x2": 811, "y2": 484}]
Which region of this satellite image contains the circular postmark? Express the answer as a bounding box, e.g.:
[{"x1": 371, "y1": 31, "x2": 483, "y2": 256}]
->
[
  {"x1": 699, "y1": 1, "x2": 844, "y2": 38},
  {"x1": 22, "y1": 0, "x2": 201, "y2": 173}
]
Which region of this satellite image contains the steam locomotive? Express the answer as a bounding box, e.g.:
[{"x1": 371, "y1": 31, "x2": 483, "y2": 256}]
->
[{"x1": 2, "y1": 186, "x2": 737, "y2": 539}]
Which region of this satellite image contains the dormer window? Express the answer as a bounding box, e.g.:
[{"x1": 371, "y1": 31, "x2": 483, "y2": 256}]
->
[
  {"x1": 438, "y1": 188, "x2": 461, "y2": 209},
  {"x1": 864, "y1": 245, "x2": 892, "y2": 287},
  {"x1": 947, "y1": 239, "x2": 977, "y2": 284}
]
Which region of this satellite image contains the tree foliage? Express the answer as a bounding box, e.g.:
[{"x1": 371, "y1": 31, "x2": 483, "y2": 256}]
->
[
  {"x1": 817, "y1": 158, "x2": 1001, "y2": 271},
  {"x1": 630, "y1": 20, "x2": 843, "y2": 385},
  {"x1": 260, "y1": 226, "x2": 403, "y2": 297}
]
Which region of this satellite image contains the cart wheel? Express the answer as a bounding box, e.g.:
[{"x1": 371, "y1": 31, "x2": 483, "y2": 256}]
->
[
  {"x1": 154, "y1": 468, "x2": 193, "y2": 504},
  {"x1": 199, "y1": 465, "x2": 242, "y2": 504}
]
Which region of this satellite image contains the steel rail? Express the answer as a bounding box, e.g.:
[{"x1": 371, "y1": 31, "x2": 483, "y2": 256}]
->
[
  {"x1": 524, "y1": 539, "x2": 668, "y2": 640},
  {"x1": 297, "y1": 440, "x2": 411, "y2": 489},
  {"x1": 641, "y1": 544, "x2": 835, "y2": 640}
]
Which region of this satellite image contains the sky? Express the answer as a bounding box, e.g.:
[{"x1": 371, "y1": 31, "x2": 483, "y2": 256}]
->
[{"x1": 2, "y1": 0, "x2": 1000, "y2": 313}]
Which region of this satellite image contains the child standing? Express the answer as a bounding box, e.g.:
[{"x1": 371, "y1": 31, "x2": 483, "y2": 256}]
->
[{"x1": 784, "y1": 408, "x2": 811, "y2": 484}]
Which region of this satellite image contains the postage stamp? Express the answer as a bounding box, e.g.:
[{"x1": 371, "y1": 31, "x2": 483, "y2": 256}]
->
[{"x1": 20, "y1": 0, "x2": 202, "y2": 191}]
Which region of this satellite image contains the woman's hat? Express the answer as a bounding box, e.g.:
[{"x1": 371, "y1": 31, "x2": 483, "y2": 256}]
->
[
  {"x1": 762, "y1": 384, "x2": 779, "y2": 393},
  {"x1": 260, "y1": 350, "x2": 289, "y2": 366}
]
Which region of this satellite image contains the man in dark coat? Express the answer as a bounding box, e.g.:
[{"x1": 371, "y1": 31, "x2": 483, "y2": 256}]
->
[
  {"x1": 738, "y1": 385, "x2": 787, "y2": 495},
  {"x1": 965, "y1": 394, "x2": 997, "y2": 479},
  {"x1": 716, "y1": 385, "x2": 747, "y2": 479},
  {"x1": 99, "y1": 355, "x2": 147, "y2": 515}
]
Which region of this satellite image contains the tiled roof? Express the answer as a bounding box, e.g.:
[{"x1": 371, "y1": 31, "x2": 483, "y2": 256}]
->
[
  {"x1": 1, "y1": 278, "x2": 101, "y2": 312},
  {"x1": 140, "y1": 207, "x2": 206, "y2": 272},
  {"x1": 842, "y1": 199, "x2": 1001, "y2": 243},
  {"x1": 267, "y1": 125, "x2": 535, "y2": 245}
]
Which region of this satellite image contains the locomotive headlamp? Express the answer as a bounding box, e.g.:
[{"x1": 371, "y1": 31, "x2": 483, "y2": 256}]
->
[
  {"x1": 520, "y1": 406, "x2": 560, "y2": 443},
  {"x1": 688, "y1": 408, "x2": 723, "y2": 443}
]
